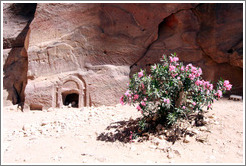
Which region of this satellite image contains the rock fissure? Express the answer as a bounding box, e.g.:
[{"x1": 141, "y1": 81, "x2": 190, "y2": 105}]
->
[
  {"x1": 130, "y1": 5, "x2": 201, "y2": 70},
  {"x1": 130, "y1": 34, "x2": 158, "y2": 69}
]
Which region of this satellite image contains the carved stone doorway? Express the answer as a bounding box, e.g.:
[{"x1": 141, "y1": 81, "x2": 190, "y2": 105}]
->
[{"x1": 56, "y1": 75, "x2": 87, "y2": 108}]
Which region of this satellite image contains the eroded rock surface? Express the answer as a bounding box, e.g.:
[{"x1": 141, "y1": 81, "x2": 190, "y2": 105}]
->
[
  {"x1": 24, "y1": 3, "x2": 197, "y2": 109},
  {"x1": 3, "y1": 3, "x2": 36, "y2": 107},
  {"x1": 3, "y1": 3, "x2": 243, "y2": 109},
  {"x1": 133, "y1": 3, "x2": 243, "y2": 94}
]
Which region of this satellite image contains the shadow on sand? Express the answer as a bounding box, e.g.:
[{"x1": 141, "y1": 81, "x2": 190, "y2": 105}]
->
[
  {"x1": 97, "y1": 112, "x2": 207, "y2": 144},
  {"x1": 96, "y1": 118, "x2": 142, "y2": 143}
]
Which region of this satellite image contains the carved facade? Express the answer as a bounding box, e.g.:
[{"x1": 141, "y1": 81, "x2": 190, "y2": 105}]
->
[
  {"x1": 56, "y1": 75, "x2": 87, "y2": 108},
  {"x1": 24, "y1": 73, "x2": 90, "y2": 111}
]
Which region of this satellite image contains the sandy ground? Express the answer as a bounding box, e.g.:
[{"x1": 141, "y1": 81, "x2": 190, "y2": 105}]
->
[{"x1": 1, "y1": 98, "x2": 244, "y2": 164}]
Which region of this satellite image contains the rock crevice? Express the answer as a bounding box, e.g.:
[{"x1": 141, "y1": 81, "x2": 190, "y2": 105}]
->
[{"x1": 3, "y1": 3, "x2": 37, "y2": 107}]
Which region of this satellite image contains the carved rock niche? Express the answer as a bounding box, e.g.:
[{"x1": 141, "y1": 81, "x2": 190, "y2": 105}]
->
[{"x1": 56, "y1": 75, "x2": 86, "y2": 108}]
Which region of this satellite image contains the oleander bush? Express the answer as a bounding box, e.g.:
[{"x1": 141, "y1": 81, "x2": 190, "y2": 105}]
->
[{"x1": 120, "y1": 53, "x2": 232, "y2": 130}]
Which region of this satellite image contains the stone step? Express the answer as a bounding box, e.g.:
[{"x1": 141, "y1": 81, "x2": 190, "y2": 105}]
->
[{"x1": 229, "y1": 95, "x2": 242, "y2": 101}]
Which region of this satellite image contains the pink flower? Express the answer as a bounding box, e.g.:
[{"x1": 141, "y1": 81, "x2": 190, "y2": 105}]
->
[
  {"x1": 209, "y1": 84, "x2": 213, "y2": 91},
  {"x1": 129, "y1": 131, "x2": 133, "y2": 141},
  {"x1": 153, "y1": 65, "x2": 156, "y2": 69},
  {"x1": 224, "y1": 80, "x2": 230, "y2": 86},
  {"x1": 170, "y1": 56, "x2": 179, "y2": 63},
  {"x1": 189, "y1": 74, "x2": 195, "y2": 80},
  {"x1": 225, "y1": 84, "x2": 232, "y2": 90},
  {"x1": 191, "y1": 66, "x2": 197, "y2": 74},
  {"x1": 138, "y1": 71, "x2": 144, "y2": 78},
  {"x1": 164, "y1": 98, "x2": 170, "y2": 104},
  {"x1": 144, "y1": 98, "x2": 147, "y2": 101},
  {"x1": 169, "y1": 57, "x2": 173, "y2": 62},
  {"x1": 181, "y1": 66, "x2": 184, "y2": 71},
  {"x1": 141, "y1": 83, "x2": 145, "y2": 89},
  {"x1": 124, "y1": 90, "x2": 131, "y2": 97},
  {"x1": 133, "y1": 94, "x2": 139, "y2": 100},
  {"x1": 215, "y1": 90, "x2": 222, "y2": 98},
  {"x1": 164, "y1": 99, "x2": 170, "y2": 104},
  {"x1": 186, "y1": 63, "x2": 193, "y2": 71},
  {"x1": 173, "y1": 57, "x2": 179, "y2": 62},
  {"x1": 182, "y1": 106, "x2": 186, "y2": 109},
  {"x1": 166, "y1": 99, "x2": 170, "y2": 104},
  {"x1": 120, "y1": 96, "x2": 124, "y2": 105},
  {"x1": 198, "y1": 68, "x2": 202, "y2": 76},
  {"x1": 207, "y1": 104, "x2": 212, "y2": 109},
  {"x1": 218, "y1": 90, "x2": 222, "y2": 97},
  {"x1": 200, "y1": 80, "x2": 204, "y2": 86},
  {"x1": 141, "y1": 101, "x2": 146, "y2": 106},
  {"x1": 177, "y1": 76, "x2": 180, "y2": 80},
  {"x1": 203, "y1": 81, "x2": 209, "y2": 89},
  {"x1": 223, "y1": 80, "x2": 232, "y2": 90},
  {"x1": 195, "y1": 80, "x2": 202, "y2": 86},
  {"x1": 190, "y1": 66, "x2": 202, "y2": 77},
  {"x1": 171, "y1": 73, "x2": 178, "y2": 78},
  {"x1": 136, "y1": 105, "x2": 141, "y2": 111},
  {"x1": 169, "y1": 65, "x2": 176, "y2": 72},
  {"x1": 192, "y1": 102, "x2": 196, "y2": 106}
]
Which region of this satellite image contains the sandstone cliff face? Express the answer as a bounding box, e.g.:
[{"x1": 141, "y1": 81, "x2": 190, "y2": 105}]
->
[
  {"x1": 3, "y1": 3, "x2": 36, "y2": 107},
  {"x1": 3, "y1": 3, "x2": 243, "y2": 110},
  {"x1": 133, "y1": 3, "x2": 243, "y2": 94},
  {"x1": 24, "y1": 3, "x2": 197, "y2": 109}
]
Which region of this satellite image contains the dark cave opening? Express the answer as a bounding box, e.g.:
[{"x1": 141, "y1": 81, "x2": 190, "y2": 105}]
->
[
  {"x1": 62, "y1": 93, "x2": 79, "y2": 108},
  {"x1": 9, "y1": 3, "x2": 37, "y2": 17}
]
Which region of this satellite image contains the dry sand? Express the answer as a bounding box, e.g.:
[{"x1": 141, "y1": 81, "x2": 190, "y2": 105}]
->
[{"x1": 1, "y1": 98, "x2": 244, "y2": 164}]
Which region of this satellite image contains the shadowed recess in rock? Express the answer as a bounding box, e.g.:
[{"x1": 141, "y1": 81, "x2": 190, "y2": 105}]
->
[{"x1": 3, "y1": 3, "x2": 37, "y2": 108}]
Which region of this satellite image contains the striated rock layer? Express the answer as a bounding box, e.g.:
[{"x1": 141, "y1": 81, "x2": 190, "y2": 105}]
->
[{"x1": 3, "y1": 3, "x2": 243, "y2": 110}]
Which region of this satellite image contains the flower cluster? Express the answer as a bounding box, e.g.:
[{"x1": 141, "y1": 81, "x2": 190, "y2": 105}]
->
[
  {"x1": 215, "y1": 90, "x2": 223, "y2": 98},
  {"x1": 170, "y1": 56, "x2": 179, "y2": 63},
  {"x1": 163, "y1": 98, "x2": 170, "y2": 104},
  {"x1": 195, "y1": 80, "x2": 213, "y2": 92},
  {"x1": 214, "y1": 80, "x2": 232, "y2": 99},
  {"x1": 185, "y1": 64, "x2": 202, "y2": 80},
  {"x1": 223, "y1": 80, "x2": 232, "y2": 91},
  {"x1": 120, "y1": 53, "x2": 232, "y2": 126},
  {"x1": 138, "y1": 70, "x2": 144, "y2": 78}
]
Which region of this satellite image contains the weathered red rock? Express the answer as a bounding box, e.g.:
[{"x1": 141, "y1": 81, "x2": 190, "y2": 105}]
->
[
  {"x1": 133, "y1": 3, "x2": 243, "y2": 94},
  {"x1": 3, "y1": 3, "x2": 243, "y2": 110},
  {"x1": 3, "y1": 3, "x2": 36, "y2": 107},
  {"x1": 24, "y1": 3, "x2": 196, "y2": 110},
  {"x1": 195, "y1": 3, "x2": 243, "y2": 67}
]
